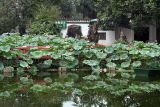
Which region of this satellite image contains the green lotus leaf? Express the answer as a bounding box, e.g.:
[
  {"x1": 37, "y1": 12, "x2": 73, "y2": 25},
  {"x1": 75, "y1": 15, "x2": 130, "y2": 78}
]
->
[
  {"x1": 91, "y1": 49, "x2": 99, "y2": 54},
  {"x1": 64, "y1": 82, "x2": 73, "y2": 88},
  {"x1": 30, "y1": 84, "x2": 50, "y2": 92},
  {"x1": 64, "y1": 56, "x2": 75, "y2": 61},
  {"x1": 129, "y1": 50, "x2": 139, "y2": 55},
  {"x1": 63, "y1": 52, "x2": 73, "y2": 56},
  {"x1": 29, "y1": 66, "x2": 38, "y2": 75},
  {"x1": 106, "y1": 73, "x2": 116, "y2": 78},
  {"x1": 0, "y1": 91, "x2": 10, "y2": 97},
  {"x1": 73, "y1": 44, "x2": 83, "y2": 50},
  {"x1": 44, "y1": 60, "x2": 52, "y2": 66},
  {"x1": 51, "y1": 52, "x2": 61, "y2": 59},
  {"x1": 106, "y1": 62, "x2": 116, "y2": 68},
  {"x1": 0, "y1": 45, "x2": 10, "y2": 52},
  {"x1": 121, "y1": 73, "x2": 131, "y2": 79},
  {"x1": 0, "y1": 61, "x2": 4, "y2": 71},
  {"x1": 2, "y1": 52, "x2": 12, "y2": 59},
  {"x1": 27, "y1": 59, "x2": 33, "y2": 64},
  {"x1": 59, "y1": 59, "x2": 79, "y2": 68},
  {"x1": 83, "y1": 49, "x2": 94, "y2": 58},
  {"x1": 85, "y1": 52, "x2": 93, "y2": 58},
  {"x1": 83, "y1": 60, "x2": 99, "y2": 67},
  {"x1": 20, "y1": 61, "x2": 29, "y2": 68},
  {"x1": 73, "y1": 89, "x2": 84, "y2": 96},
  {"x1": 147, "y1": 51, "x2": 159, "y2": 57},
  {"x1": 20, "y1": 77, "x2": 33, "y2": 85},
  {"x1": 96, "y1": 52, "x2": 107, "y2": 59},
  {"x1": 104, "y1": 47, "x2": 114, "y2": 54},
  {"x1": 83, "y1": 75, "x2": 99, "y2": 81},
  {"x1": 132, "y1": 61, "x2": 142, "y2": 68},
  {"x1": 91, "y1": 66, "x2": 101, "y2": 76},
  {"x1": 17, "y1": 67, "x2": 25, "y2": 75},
  {"x1": 42, "y1": 51, "x2": 51, "y2": 56},
  {"x1": 110, "y1": 55, "x2": 119, "y2": 61},
  {"x1": 31, "y1": 51, "x2": 43, "y2": 58},
  {"x1": 0, "y1": 74, "x2": 4, "y2": 81},
  {"x1": 106, "y1": 58, "x2": 112, "y2": 62},
  {"x1": 140, "y1": 50, "x2": 150, "y2": 55},
  {"x1": 50, "y1": 82, "x2": 64, "y2": 90},
  {"x1": 65, "y1": 73, "x2": 79, "y2": 81},
  {"x1": 120, "y1": 54, "x2": 129, "y2": 60},
  {"x1": 44, "y1": 77, "x2": 52, "y2": 83},
  {"x1": 121, "y1": 61, "x2": 130, "y2": 68}
]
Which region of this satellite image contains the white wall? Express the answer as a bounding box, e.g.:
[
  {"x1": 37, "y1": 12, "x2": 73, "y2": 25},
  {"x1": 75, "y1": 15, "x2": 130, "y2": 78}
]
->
[
  {"x1": 61, "y1": 23, "x2": 89, "y2": 38},
  {"x1": 115, "y1": 27, "x2": 134, "y2": 42},
  {"x1": 149, "y1": 21, "x2": 157, "y2": 42},
  {"x1": 98, "y1": 30, "x2": 115, "y2": 45}
]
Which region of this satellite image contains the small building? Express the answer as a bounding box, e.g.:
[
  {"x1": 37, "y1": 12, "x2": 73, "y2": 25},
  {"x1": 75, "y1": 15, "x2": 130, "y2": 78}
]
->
[
  {"x1": 98, "y1": 30, "x2": 115, "y2": 45},
  {"x1": 115, "y1": 22, "x2": 157, "y2": 43},
  {"x1": 57, "y1": 19, "x2": 116, "y2": 45},
  {"x1": 58, "y1": 19, "x2": 90, "y2": 38},
  {"x1": 57, "y1": 19, "x2": 158, "y2": 44}
]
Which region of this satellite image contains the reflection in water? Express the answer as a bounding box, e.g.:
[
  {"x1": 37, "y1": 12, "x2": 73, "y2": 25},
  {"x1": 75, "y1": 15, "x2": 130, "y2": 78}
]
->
[
  {"x1": 0, "y1": 93, "x2": 160, "y2": 107},
  {"x1": 63, "y1": 101, "x2": 76, "y2": 107},
  {"x1": 0, "y1": 91, "x2": 160, "y2": 107},
  {"x1": 0, "y1": 72, "x2": 160, "y2": 107}
]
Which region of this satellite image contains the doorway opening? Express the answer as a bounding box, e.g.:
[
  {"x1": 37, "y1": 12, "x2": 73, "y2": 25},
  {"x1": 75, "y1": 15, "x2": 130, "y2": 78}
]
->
[
  {"x1": 157, "y1": 27, "x2": 160, "y2": 43},
  {"x1": 134, "y1": 27, "x2": 149, "y2": 42}
]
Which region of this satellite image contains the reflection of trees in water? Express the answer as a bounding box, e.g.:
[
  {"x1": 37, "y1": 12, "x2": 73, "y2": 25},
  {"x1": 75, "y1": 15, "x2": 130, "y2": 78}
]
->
[
  {"x1": 72, "y1": 93, "x2": 108, "y2": 107},
  {"x1": 129, "y1": 92, "x2": 160, "y2": 107},
  {"x1": 72, "y1": 92, "x2": 160, "y2": 107},
  {"x1": 0, "y1": 91, "x2": 160, "y2": 107},
  {"x1": 0, "y1": 92, "x2": 66, "y2": 107}
]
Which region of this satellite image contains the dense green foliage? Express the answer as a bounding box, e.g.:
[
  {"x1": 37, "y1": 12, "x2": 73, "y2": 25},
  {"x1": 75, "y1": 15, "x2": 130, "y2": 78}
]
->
[
  {"x1": 0, "y1": 34, "x2": 160, "y2": 98},
  {"x1": 29, "y1": 5, "x2": 60, "y2": 35},
  {"x1": 0, "y1": 0, "x2": 41, "y2": 34},
  {"x1": 0, "y1": 0, "x2": 18, "y2": 34},
  {"x1": 94, "y1": 0, "x2": 160, "y2": 29},
  {"x1": 0, "y1": 0, "x2": 96, "y2": 34},
  {"x1": 0, "y1": 34, "x2": 160, "y2": 78},
  {"x1": 1, "y1": 0, "x2": 160, "y2": 34},
  {"x1": 58, "y1": 0, "x2": 96, "y2": 18}
]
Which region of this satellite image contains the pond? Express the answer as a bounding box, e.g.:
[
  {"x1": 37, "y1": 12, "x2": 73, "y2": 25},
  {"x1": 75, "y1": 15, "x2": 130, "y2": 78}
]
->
[
  {"x1": 0, "y1": 91, "x2": 160, "y2": 107},
  {"x1": 0, "y1": 71, "x2": 160, "y2": 107}
]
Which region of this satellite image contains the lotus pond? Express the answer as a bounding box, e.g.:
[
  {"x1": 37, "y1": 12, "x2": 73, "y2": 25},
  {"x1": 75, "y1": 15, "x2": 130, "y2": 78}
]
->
[
  {"x1": 1, "y1": 34, "x2": 160, "y2": 107},
  {"x1": 1, "y1": 71, "x2": 160, "y2": 107}
]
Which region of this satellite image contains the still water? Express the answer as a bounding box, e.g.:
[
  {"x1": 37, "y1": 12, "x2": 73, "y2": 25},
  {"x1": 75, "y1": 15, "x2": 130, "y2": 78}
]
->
[
  {"x1": 0, "y1": 71, "x2": 160, "y2": 107},
  {"x1": 0, "y1": 92, "x2": 160, "y2": 107}
]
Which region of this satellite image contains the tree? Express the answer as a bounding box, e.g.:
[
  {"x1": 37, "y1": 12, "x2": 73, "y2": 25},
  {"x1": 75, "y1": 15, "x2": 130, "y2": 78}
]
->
[
  {"x1": 94, "y1": 0, "x2": 160, "y2": 29},
  {"x1": 0, "y1": 0, "x2": 61, "y2": 35},
  {"x1": 0, "y1": 0, "x2": 41, "y2": 35},
  {"x1": 0, "y1": 0, "x2": 17, "y2": 34},
  {"x1": 29, "y1": 5, "x2": 61, "y2": 35},
  {"x1": 58, "y1": 0, "x2": 80, "y2": 18},
  {"x1": 78, "y1": 0, "x2": 97, "y2": 19},
  {"x1": 58, "y1": 0, "x2": 96, "y2": 19}
]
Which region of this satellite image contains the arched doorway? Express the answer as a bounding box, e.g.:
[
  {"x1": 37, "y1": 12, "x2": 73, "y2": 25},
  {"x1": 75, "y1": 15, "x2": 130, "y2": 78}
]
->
[
  {"x1": 134, "y1": 27, "x2": 149, "y2": 42},
  {"x1": 67, "y1": 25, "x2": 82, "y2": 39}
]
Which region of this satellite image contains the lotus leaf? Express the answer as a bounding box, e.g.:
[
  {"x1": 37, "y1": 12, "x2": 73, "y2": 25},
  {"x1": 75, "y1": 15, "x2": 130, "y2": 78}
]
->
[{"x1": 20, "y1": 61, "x2": 29, "y2": 68}]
